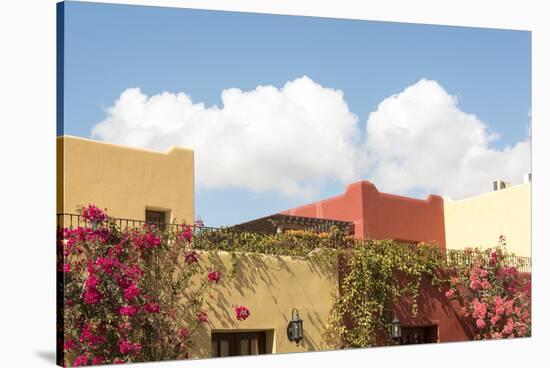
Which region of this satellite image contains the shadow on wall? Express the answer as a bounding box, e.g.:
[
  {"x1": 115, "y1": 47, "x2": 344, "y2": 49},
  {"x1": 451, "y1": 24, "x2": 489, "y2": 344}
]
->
[
  {"x1": 190, "y1": 251, "x2": 337, "y2": 357},
  {"x1": 390, "y1": 269, "x2": 475, "y2": 344}
]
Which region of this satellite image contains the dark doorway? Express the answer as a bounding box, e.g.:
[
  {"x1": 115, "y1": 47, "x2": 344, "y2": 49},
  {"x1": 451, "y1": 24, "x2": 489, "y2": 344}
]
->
[{"x1": 211, "y1": 331, "x2": 267, "y2": 357}]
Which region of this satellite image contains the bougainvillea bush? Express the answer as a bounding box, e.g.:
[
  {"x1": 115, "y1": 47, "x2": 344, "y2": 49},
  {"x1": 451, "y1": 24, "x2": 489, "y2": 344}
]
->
[
  {"x1": 445, "y1": 236, "x2": 531, "y2": 340},
  {"x1": 58, "y1": 205, "x2": 224, "y2": 366}
]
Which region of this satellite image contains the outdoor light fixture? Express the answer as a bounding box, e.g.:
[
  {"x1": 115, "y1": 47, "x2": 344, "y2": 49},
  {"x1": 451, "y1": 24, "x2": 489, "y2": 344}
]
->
[
  {"x1": 384, "y1": 308, "x2": 401, "y2": 344},
  {"x1": 287, "y1": 308, "x2": 303, "y2": 345},
  {"x1": 390, "y1": 315, "x2": 402, "y2": 343}
]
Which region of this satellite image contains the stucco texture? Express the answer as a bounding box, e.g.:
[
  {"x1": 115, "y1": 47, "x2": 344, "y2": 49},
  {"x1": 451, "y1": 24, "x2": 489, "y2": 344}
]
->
[
  {"x1": 57, "y1": 135, "x2": 194, "y2": 224},
  {"x1": 281, "y1": 181, "x2": 446, "y2": 248},
  {"x1": 443, "y1": 183, "x2": 531, "y2": 257},
  {"x1": 188, "y1": 251, "x2": 338, "y2": 358}
]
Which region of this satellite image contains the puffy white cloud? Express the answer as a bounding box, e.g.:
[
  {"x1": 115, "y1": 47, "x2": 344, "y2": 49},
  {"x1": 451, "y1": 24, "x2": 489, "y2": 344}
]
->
[
  {"x1": 91, "y1": 76, "x2": 362, "y2": 198},
  {"x1": 364, "y1": 79, "x2": 531, "y2": 199},
  {"x1": 91, "y1": 76, "x2": 530, "y2": 200}
]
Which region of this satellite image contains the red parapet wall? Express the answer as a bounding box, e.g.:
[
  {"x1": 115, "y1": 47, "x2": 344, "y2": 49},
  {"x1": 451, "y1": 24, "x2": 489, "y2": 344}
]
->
[{"x1": 280, "y1": 180, "x2": 446, "y2": 248}]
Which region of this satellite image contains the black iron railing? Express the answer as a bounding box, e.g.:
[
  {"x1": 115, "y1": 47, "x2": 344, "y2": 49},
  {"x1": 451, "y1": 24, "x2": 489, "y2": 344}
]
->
[
  {"x1": 56, "y1": 213, "x2": 247, "y2": 236},
  {"x1": 56, "y1": 213, "x2": 531, "y2": 272},
  {"x1": 444, "y1": 248, "x2": 531, "y2": 273}
]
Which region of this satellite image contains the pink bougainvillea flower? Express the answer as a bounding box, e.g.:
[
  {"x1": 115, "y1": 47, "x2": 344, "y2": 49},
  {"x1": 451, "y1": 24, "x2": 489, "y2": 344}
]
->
[
  {"x1": 144, "y1": 302, "x2": 160, "y2": 314},
  {"x1": 73, "y1": 355, "x2": 89, "y2": 367},
  {"x1": 179, "y1": 327, "x2": 191, "y2": 340},
  {"x1": 63, "y1": 263, "x2": 71, "y2": 273},
  {"x1": 472, "y1": 299, "x2": 487, "y2": 320},
  {"x1": 185, "y1": 251, "x2": 199, "y2": 265},
  {"x1": 119, "y1": 305, "x2": 139, "y2": 317},
  {"x1": 119, "y1": 339, "x2": 142, "y2": 355},
  {"x1": 64, "y1": 339, "x2": 77, "y2": 351},
  {"x1": 80, "y1": 204, "x2": 108, "y2": 224},
  {"x1": 197, "y1": 310, "x2": 208, "y2": 323},
  {"x1": 133, "y1": 231, "x2": 162, "y2": 250},
  {"x1": 83, "y1": 289, "x2": 102, "y2": 305},
  {"x1": 95, "y1": 256, "x2": 120, "y2": 276},
  {"x1": 91, "y1": 356, "x2": 104, "y2": 365},
  {"x1": 180, "y1": 225, "x2": 193, "y2": 242},
  {"x1": 502, "y1": 318, "x2": 515, "y2": 336},
  {"x1": 123, "y1": 283, "x2": 140, "y2": 302},
  {"x1": 85, "y1": 274, "x2": 100, "y2": 290},
  {"x1": 207, "y1": 270, "x2": 221, "y2": 284},
  {"x1": 444, "y1": 289, "x2": 454, "y2": 298},
  {"x1": 476, "y1": 319, "x2": 486, "y2": 329},
  {"x1": 235, "y1": 305, "x2": 251, "y2": 321},
  {"x1": 80, "y1": 323, "x2": 107, "y2": 347}
]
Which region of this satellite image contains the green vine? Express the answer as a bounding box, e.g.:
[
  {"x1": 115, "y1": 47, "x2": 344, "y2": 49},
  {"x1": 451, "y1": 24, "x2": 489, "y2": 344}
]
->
[
  {"x1": 190, "y1": 227, "x2": 447, "y2": 349},
  {"x1": 324, "y1": 240, "x2": 446, "y2": 349}
]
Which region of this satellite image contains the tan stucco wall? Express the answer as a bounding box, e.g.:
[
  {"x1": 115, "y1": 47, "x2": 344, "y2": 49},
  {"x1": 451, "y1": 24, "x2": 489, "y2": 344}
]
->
[
  {"x1": 443, "y1": 183, "x2": 531, "y2": 257},
  {"x1": 188, "y1": 251, "x2": 337, "y2": 359},
  {"x1": 57, "y1": 135, "x2": 194, "y2": 224}
]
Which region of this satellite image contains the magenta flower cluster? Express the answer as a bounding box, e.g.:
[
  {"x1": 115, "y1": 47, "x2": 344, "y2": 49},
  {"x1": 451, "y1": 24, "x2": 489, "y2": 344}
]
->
[
  {"x1": 235, "y1": 305, "x2": 251, "y2": 321},
  {"x1": 80, "y1": 204, "x2": 108, "y2": 224},
  {"x1": 60, "y1": 204, "x2": 227, "y2": 366},
  {"x1": 207, "y1": 270, "x2": 221, "y2": 284},
  {"x1": 445, "y1": 237, "x2": 531, "y2": 340}
]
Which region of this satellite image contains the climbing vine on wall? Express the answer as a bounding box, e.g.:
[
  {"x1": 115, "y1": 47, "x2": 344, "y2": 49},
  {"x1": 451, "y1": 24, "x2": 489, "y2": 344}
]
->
[{"x1": 323, "y1": 240, "x2": 446, "y2": 348}]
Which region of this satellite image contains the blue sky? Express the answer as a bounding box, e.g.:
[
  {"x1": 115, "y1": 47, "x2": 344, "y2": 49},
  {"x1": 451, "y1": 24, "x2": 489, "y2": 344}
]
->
[{"x1": 60, "y1": 1, "x2": 531, "y2": 227}]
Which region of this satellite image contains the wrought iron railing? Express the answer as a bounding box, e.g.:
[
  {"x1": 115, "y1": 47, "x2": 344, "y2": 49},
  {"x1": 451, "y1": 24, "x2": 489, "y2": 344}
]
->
[
  {"x1": 56, "y1": 213, "x2": 247, "y2": 236},
  {"x1": 56, "y1": 213, "x2": 531, "y2": 272},
  {"x1": 444, "y1": 248, "x2": 531, "y2": 273}
]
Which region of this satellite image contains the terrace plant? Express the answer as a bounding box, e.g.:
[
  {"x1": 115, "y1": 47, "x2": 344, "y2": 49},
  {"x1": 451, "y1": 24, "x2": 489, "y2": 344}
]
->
[
  {"x1": 58, "y1": 205, "x2": 223, "y2": 366},
  {"x1": 324, "y1": 240, "x2": 446, "y2": 348},
  {"x1": 445, "y1": 236, "x2": 531, "y2": 339}
]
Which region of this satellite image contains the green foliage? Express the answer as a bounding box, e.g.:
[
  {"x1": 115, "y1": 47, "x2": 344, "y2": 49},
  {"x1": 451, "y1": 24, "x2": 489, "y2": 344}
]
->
[
  {"x1": 190, "y1": 227, "x2": 446, "y2": 349},
  {"x1": 324, "y1": 241, "x2": 446, "y2": 349}
]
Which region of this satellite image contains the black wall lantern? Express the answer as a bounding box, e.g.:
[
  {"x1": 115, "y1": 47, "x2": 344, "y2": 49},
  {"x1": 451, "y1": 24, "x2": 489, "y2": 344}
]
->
[
  {"x1": 287, "y1": 308, "x2": 303, "y2": 345},
  {"x1": 384, "y1": 308, "x2": 401, "y2": 344},
  {"x1": 390, "y1": 315, "x2": 402, "y2": 343}
]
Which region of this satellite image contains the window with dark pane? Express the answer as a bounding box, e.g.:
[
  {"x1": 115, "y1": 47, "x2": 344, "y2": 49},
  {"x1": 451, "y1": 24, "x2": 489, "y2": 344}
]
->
[
  {"x1": 211, "y1": 332, "x2": 266, "y2": 357},
  {"x1": 145, "y1": 210, "x2": 166, "y2": 230},
  {"x1": 400, "y1": 325, "x2": 438, "y2": 345}
]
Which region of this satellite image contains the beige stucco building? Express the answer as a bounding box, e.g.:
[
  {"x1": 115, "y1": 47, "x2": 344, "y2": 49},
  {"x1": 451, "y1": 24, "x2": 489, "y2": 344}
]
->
[
  {"x1": 189, "y1": 251, "x2": 337, "y2": 358},
  {"x1": 57, "y1": 135, "x2": 194, "y2": 224},
  {"x1": 443, "y1": 182, "x2": 531, "y2": 257}
]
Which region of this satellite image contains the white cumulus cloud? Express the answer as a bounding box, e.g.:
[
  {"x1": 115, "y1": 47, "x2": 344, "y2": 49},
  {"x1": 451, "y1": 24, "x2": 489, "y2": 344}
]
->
[
  {"x1": 364, "y1": 79, "x2": 531, "y2": 199},
  {"x1": 91, "y1": 76, "x2": 530, "y2": 200},
  {"x1": 91, "y1": 76, "x2": 362, "y2": 198}
]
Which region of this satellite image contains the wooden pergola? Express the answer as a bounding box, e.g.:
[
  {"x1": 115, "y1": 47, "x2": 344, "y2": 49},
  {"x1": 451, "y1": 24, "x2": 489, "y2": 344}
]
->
[{"x1": 230, "y1": 213, "x2": 354, "y2": 235}]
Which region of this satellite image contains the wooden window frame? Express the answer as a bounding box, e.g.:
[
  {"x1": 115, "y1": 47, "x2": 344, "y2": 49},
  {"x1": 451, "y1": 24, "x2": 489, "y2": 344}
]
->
[{"x1": 211, "y1": 331, "x2": 267, "y2": 357}]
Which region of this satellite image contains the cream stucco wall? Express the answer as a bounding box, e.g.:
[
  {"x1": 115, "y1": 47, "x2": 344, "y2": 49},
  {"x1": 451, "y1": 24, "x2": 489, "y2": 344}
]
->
[
  {"x1": 443, "y1": 183, "x2": 531, "y2": 257},
  {"x1": 57, "y1": 135, "x2": 194, "y2": 224},
  {"x1": 188, "y1": 251, "x2": 338, "y2": 359}
]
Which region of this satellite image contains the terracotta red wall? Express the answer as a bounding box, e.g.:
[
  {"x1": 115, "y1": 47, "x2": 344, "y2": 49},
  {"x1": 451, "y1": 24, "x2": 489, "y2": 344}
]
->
[
  {"x1": 387, "y1": 270, "x2": 476, "y2": 344},
  {"x1": 281, "y1": 180, "x2": 446, "y2": 249}
]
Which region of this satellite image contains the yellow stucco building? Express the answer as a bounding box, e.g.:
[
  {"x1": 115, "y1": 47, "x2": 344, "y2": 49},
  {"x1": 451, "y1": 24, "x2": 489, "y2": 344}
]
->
[
  {"x1": 190, "y1": 251, "x2": 337, "y2": 358},
  {"x1": 57, "y1": 135, "x2": 194, "y2": 224},
  {"x1": 57, "y1": 136, "x2": 337, "y2": 359},
  {"x1": 443, "y1": 182, "x2": 531, "y2": 257}
]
